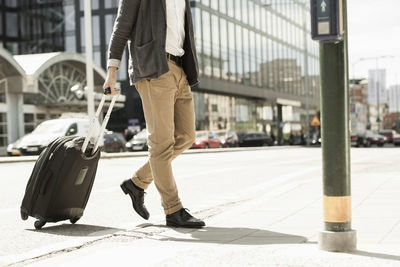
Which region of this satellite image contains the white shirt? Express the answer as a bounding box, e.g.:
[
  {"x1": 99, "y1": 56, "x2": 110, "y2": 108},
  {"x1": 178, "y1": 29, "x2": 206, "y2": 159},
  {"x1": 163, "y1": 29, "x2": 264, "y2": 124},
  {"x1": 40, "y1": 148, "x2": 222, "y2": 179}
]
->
[
  {"x1": 107, "y1": 0, "x2": 186, "y2": 70},
  {"x1": 165, "y1": 0, "x2": 186, "y2": 57}
]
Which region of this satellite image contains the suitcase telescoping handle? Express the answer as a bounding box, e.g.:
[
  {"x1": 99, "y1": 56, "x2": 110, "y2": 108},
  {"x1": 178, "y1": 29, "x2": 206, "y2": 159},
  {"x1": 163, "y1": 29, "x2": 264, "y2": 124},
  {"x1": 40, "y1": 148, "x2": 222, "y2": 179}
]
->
[{"x1": 81, "y1": 87, "x2": 120, "y2": 155}]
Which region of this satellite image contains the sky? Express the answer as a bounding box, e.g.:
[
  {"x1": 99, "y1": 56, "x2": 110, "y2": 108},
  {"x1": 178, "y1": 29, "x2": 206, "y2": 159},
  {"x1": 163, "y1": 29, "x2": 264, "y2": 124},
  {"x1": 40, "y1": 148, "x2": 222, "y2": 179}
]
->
[{"x1": 347, "y1": 0, "x2": 400, "y2": 87}]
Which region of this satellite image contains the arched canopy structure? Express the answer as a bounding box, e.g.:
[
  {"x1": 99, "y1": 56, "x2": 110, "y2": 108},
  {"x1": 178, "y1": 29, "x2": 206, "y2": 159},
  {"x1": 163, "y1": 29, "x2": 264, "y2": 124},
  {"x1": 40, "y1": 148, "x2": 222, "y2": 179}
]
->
[
  {"x1": 14, "y1": 52, "x2": 107, "y2": 104},
  {"x1": 0, "y1": 48, "x2": 25, "y2": 92},
  {"x1": 0, "y1": 50, "x2": 125, "y2": 154}
]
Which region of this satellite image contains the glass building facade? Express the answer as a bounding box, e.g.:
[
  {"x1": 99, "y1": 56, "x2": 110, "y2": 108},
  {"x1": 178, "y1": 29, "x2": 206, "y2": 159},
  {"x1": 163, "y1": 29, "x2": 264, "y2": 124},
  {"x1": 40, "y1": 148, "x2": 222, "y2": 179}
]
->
[
  {"x1": 0, "y1": 0, "x2": 140, "y2": 131},
  {"x1": 190, "y1": 0, "x2": 320, "y2": 139},
  {"x1": 0, "y1": 0, "x2": 66, "y2": 54},
  {"x1": 0, "y1": 0, "x2": 320, "y2": 141}
]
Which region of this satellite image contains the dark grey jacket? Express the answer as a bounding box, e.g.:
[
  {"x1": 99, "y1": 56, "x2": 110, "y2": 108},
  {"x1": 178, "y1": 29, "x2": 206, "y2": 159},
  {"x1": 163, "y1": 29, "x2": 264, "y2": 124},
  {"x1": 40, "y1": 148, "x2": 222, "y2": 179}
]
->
[{"x1": 108, "y1": 0, "x2": 199, "y2": 87}]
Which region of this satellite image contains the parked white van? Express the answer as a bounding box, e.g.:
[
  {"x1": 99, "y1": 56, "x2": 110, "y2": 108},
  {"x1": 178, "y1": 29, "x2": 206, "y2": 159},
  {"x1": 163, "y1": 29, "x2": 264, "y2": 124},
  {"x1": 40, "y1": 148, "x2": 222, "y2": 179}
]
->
[{"x1": 7, "y1": 117, "x2": 102, "y2": 156}]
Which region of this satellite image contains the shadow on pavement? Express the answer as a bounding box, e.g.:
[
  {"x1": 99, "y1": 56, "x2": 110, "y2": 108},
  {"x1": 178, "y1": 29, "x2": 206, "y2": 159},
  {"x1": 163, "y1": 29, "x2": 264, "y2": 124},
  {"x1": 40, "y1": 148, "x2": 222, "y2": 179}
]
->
[
  {"x1": 27, "y1": 224, "x2": 124, "y2": 237},
  {"x1": 307, "y1": 242, "x2": 400, "y2": 261},
  {"x1": 145, "y1": 225, "x2": 307, "y2": 245},
  {"x1": 349, "y1": 250, "x2": 400, "y2": 262}
]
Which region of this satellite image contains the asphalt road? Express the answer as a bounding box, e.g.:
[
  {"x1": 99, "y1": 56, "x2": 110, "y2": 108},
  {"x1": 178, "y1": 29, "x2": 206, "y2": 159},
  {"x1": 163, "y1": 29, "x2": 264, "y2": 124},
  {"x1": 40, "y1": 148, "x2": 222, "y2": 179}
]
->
[{"x1": 1, "y1": 146, "x2": 399, "y2": 266}]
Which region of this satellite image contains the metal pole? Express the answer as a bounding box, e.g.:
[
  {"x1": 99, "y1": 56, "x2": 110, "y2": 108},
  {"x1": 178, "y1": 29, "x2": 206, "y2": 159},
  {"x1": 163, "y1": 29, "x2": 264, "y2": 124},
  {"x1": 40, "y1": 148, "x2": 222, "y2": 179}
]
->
[
  {"x1": 318, "y1": 0, "x2": 356, "y2": 252},
  {"x1": 302, "y1": 5, "x2": 310, "y2": 146},
  {"x1": 84, "y1": 0, "x2": 95, "y2": 122}
]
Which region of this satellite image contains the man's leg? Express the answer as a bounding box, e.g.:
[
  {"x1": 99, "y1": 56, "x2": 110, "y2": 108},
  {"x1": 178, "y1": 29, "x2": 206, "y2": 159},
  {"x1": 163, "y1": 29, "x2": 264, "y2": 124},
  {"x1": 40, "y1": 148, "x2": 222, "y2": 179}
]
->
[
  {"x1": 134, "y1": 65, "x2": 183, "y2": 215},
  {"x1": 132, "y1": 68, "x2": 195, "y2": 190},
  {"x1": 132, "y1": 125, "x2": 195, "y2": 190},
  {"x1": 128, "y1": 61, "x2": 204, "y2": 227}
]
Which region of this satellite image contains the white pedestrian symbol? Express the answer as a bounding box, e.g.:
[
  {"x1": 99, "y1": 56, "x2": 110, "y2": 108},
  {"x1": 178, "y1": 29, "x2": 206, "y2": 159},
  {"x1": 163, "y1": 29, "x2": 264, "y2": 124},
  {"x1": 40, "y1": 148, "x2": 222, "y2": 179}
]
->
[{"x1": 321, "y1": 0, "x2": 327, "y2": 12}]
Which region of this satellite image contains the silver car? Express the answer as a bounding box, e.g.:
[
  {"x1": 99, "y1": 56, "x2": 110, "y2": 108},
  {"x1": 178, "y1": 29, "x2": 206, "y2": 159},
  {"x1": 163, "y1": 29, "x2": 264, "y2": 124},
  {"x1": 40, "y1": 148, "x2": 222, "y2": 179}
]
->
[{"x1": 126, "y1": 129, "x2": 149, "y2": 151}]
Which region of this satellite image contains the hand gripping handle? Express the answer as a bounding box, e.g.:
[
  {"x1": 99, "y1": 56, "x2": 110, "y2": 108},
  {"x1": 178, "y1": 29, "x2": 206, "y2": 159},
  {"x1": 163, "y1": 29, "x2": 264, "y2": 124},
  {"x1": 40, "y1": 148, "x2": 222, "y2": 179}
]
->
[{"x1": 81, "y1": 87, "x2": 120, "y2": 155}]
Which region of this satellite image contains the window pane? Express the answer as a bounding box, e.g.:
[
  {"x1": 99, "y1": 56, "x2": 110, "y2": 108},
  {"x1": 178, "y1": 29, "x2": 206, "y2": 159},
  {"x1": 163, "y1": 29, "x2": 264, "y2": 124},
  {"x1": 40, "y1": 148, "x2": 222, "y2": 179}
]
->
[
  {"x1": 227, "y1": 0, "x2": 234, "y2": 17},
  {"x1": 235, "y1": 25, "x2": 243, "y2": 79},
  {"x1": 211, "y1": 15, "x2": 220, "y2": 78},
  {"x1": 211, "y1": 0, "x2": 218, "y2": 11},
  {"x1": 0, "y1": 136, "x2": 6, "y2": 147},
  {"x1": 255, "y1": 4, "x2": 261, "y2": 30},
  {"x1": 65, "y1": 35, "x2": 76, "y2": 52},
  {"x1": 243, "y1": 28, "x2": 250, "y2": 82},
  {"x1": 248, "y1": 1, "x2": 254, "y2": 27},
  {"x1": 94, "y1": 51, "x2": 101, "y2": 67},
  {"x1": 64, "y1": 5, "x2": 75, "y2": 31},
  {"x1": 6, "y1": 13, "x2": 18, "y2": 37},
  {"x1": 228, "y1": 22, "x2": 236, "y2": 81},
  {"x1": 256, "y1": 34, "x2": 262, "y2": 87},
  {"x1": 36, "y1": 113, "x2": 46, "y2": 120},
  {"x1": 242, "y1": 0, "x2": 248, "y2": 24},
  {"x1": 202, "y1": 0, "x2": 209, "y2": 7},
  {"x1": 220, "y1": 19, "x2": 229, "y2": 80},
  {"x1": 193, "y1": 8, "x2": 203, "y2": 75},
  {"x1": 24, "y1": 114, "x2": 34, "y2": 123},
  {"x1": 220, "y1": 0, "x2": 226, "y2": 14},
  {"x1": 0, "y1": 127, "x2": 6, "y2": 136},
  {"x1": 92, "y1": 16, "x2": 100, "y2": 46},
  {"x1": 0, "y1": 83, "x2": 5, "y2": 103},
  {"x1": 0, "y1": 13, "x2": 2, "y2": 35},
  {"x1": 249, "y1": 31, "x2": 256, "y2": 86},
  {"x1": 105, "y1": 0, "x2": 119, "y2": 9},
  {"x1": 235, "y1": 0, "x2": 241, "y2": 21},
  {"x1": 261, "y1": 36, "x2": 268, "y2": 87},
  {"x1": 5, "y1": 0, "x2": 17, "y2": 7},
  {"x1": 202, "y1": 11, "x2": 211, "y2": 76}
]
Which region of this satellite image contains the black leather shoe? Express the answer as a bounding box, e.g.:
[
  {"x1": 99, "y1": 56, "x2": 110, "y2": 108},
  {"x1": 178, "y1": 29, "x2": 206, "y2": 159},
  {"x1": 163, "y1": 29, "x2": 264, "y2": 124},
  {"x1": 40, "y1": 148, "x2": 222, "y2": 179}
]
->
[
  {"x1": 120, "y1": 179, "x2": 150, "y2": 220},
  {"x1": 166, "y1": 208, "x2": 205, "y2": 228}
]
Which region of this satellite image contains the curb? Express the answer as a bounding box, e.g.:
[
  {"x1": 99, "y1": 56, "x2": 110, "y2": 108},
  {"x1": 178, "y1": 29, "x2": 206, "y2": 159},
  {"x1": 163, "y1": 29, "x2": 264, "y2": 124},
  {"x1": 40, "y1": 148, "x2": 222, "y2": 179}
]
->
[{"x1": 0, "y1": 146, "x2": 299, "y2": 164}]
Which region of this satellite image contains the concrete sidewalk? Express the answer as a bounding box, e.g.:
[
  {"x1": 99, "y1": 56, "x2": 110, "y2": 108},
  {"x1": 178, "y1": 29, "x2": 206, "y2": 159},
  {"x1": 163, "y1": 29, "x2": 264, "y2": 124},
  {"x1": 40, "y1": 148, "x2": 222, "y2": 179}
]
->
[
  {"x1": 11, "y1": 149, "x2": 400, "y2": 267},
  {"x1": 0, "y1": 146, "x2": 294, "y2": 164}
]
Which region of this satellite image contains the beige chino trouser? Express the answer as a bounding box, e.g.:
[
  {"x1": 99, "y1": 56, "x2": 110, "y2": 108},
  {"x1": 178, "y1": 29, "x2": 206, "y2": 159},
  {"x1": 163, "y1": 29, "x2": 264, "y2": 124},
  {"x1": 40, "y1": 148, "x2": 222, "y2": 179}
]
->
[{"x1": 132, "y1": 60, "x2": 196, "y2": 215}]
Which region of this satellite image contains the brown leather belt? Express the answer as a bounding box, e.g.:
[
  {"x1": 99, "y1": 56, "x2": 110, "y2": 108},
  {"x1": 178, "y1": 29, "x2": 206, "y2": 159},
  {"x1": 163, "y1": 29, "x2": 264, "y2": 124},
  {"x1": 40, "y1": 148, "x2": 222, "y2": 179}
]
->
[{"x1": 166, "y1": 53, "x2": 183, "y2": 67}]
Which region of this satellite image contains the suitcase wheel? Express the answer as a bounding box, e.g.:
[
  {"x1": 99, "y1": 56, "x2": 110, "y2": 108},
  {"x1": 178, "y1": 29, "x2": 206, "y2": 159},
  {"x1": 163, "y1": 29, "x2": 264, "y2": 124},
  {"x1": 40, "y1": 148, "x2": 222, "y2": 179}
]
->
[
  {"x1": 20, "y1": 210, "x2": 28, "y2": 221},
  {"x1": 34, "y1": 220, "x2": 46, "y2": 230},
  {"x1": 70, "y1": 217, "x2": 81, "y2": 224}
]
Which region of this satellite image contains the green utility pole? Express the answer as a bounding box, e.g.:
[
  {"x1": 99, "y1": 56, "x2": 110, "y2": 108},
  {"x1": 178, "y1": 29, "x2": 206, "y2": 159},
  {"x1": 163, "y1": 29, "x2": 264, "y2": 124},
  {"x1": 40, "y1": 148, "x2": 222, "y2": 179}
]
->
[{"x1": 311, "y1": 0, "x2": 356, "y2": 251}]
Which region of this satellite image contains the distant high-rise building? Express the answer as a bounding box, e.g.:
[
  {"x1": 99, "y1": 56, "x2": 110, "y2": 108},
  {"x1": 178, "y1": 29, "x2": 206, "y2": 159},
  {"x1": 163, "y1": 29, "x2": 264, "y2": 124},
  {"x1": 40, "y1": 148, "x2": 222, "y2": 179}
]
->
[{"x1": 388, "y1": 85, "x2": 400, "y2": 113}]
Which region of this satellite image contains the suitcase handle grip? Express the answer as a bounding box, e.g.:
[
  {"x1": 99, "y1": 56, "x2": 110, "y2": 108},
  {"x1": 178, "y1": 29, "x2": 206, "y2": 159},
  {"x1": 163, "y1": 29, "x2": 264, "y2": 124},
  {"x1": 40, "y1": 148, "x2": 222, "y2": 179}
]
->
[{"x1": 81, "y1": 88, "x2": 120, "y2": 155}]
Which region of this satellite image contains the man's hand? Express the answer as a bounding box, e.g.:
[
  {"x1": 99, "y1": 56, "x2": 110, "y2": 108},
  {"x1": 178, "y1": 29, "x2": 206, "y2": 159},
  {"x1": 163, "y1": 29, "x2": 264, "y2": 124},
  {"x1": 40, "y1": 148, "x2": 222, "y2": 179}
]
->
[{"x1": 103, "y1": 66, "x2": 119, "y2": 95}]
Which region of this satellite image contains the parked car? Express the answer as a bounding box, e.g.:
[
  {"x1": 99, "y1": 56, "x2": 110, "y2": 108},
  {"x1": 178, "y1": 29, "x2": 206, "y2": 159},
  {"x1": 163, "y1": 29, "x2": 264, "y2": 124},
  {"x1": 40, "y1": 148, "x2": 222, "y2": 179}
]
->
[
  {"x1": 364, "y1": 131, "x2": 386, "y2": 147},
  {"x1": 7, "y1": 117, "x2": 101, "y2": 156},
  {"x1": 351, "y1": 135, "x2": 364, "y2": 147},
  {"x1": 393, "y1": 133, "x2": 400, "y2": 146},
  {"x1": 191, "y1": 130, "x2": 222, "y2": 149},
  {"x1": 103, "y1": 131, "x2": 126, "y2": 153},
  {"x1": 379, "y1": 129, "x2": 398, "y2": 144},
  {"x1": 288, "y1": 134, "x2": 305, "y2": 145},
  {"x1": 214, "y1": 129, "x2": 239, "y2": 147},
  {"x1": 238, "y1": 132, "x2": 273, "y2": 147},
  {"x1": 125, "y1": 129, "x2": 149, "y2": 151}
]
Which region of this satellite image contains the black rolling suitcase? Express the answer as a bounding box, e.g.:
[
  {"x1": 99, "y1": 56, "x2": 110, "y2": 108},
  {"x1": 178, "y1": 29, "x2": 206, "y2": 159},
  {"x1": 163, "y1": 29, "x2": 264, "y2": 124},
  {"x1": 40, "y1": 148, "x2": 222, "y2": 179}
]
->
[{"x1": 20, "y1": 90, "x2": 119, "y2": 229}]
